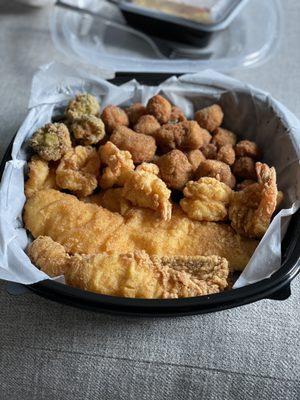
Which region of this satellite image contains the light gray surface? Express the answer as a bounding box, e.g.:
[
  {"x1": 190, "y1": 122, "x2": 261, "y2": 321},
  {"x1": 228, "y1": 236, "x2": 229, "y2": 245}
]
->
[{"x1": 0, "y1": 1, "x2": 300, "y2": 399}]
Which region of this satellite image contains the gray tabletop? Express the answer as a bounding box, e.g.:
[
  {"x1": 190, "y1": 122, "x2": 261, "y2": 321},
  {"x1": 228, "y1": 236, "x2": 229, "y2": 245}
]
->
[{"x1": 0, "y1": 1, "x2": 300, "y2": 399}]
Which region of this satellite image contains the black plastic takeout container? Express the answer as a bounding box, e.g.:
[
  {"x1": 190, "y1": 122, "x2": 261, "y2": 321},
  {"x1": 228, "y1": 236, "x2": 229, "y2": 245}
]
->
[{"x1": 1, "y1": 74, "x2": 300, "y2": 317}]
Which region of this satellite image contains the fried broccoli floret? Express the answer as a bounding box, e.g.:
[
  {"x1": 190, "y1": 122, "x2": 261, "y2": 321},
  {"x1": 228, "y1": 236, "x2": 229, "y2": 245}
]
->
[
  {"x1": 65, "y1": 93, "x2": 100, "y2": 121},
  {"x1": 71, "y1": 115, "x2": 105, "y2": 145}
]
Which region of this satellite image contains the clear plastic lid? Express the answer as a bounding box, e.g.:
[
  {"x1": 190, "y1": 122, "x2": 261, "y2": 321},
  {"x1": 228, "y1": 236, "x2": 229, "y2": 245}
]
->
[{"x1": 50, "y1": 0, "x2": 282, "y2": 74}]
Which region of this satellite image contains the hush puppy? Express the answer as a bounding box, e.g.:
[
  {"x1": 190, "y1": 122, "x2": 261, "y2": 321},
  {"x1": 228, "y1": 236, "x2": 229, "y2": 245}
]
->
[
  {"x1": 110, "y1": 126, "x2": 156, "y2": 163},
  {"x1": 125, "y1": 103, "x2": 147, "y2": 126},
  {"x1": 196, "y1": 159, "x2": 236, "y2": 188},
  {"x1": 235, "y1": 140, "x2": 262, "y2": 159},
  {"x1": 147, "y1": 95, "x2": 172, "y2": 124},
  {"x1": 195, "y1": 104, "x2": 224, "y2": 132},
  {"x1": 157, "y1": 150, "x2": 193, "y2": 190},
  {"x1": 134, "y1": 115, "x2": 161, "y2": 136},
  {"x1": 101, "y1": 105, "x2": 129, "y2": 134}
]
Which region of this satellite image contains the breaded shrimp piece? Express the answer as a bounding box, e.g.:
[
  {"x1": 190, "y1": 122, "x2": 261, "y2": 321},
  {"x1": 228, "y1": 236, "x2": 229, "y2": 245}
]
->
[
  {"x1": 110, "y1": 126, "x2": 156, "y2": 163},
  {"x1": 25, "y1": 155, "x2": 58, "y2": 198},
  {"x1": 125, "y1": 102, "x2": 147, "y2": 126},
  {"x1": 134, "y1": 115, "x2": 161, "y2": 136},
  {"x1": 235, "y1": 140, "x2": 262, "y2": 159},
  {"x1": 186, "y1": 149, "x2": 206, "y2": 172},
  {"x1": 196, "y1": 159, "x2": 236, "y2": 189},
  {"x1": 157, "y1": 150, "x2": 192, "y2": 190},
  {"x1": 229, "y1": 162, "x2": 278, "y2": 238},
  {"x1": 180, "y1": 177, "x2": 232, "y2": 222},
  {"x1": 146, "y1": 94, "x2": 172, "y2": 124},
  {"x1": 122, "y1": 163, "x2": 172, "y2": 221},
  {"x1": 195, "y1": 104, "x2": 224, "y2": 132},
  {"x1": 169, "y1": 106, "x2": 186, "y2": 124},
  {"x1": 71, "y1": 115, "x2": 105, "y2": 145},
  {"x1": 64, "y1": 250, "x2": 230, "y2": 298},
  {"x1": 217, "y1": 145, "x2": 235, "y2": 166},
  {"x1": 65, "y1": 93, "x2": 100, "y2": 121},
  {"x1": 101, "y1": 105, "x2": 129, "y2": 134},
  {"x1": 27, "y1": 236, "x2": 70, "y2": 277},
  {"x1": 155, "y1": 121, "x2": 210, "y2": 153},
  {"x1": 29, "y1": 123, "x2": 71, "y2": 162},
  {"x1": 232, "y1": 156, "x2": 256, "y2": 180},
  {"x1": 56, "y1": 146, "x2": 100, "y2": 197},
  {"x1": 212, "y1": 128, "x2": 237, "y2": 148},
  {"x1": 98, "y1": 141, "x2": 134, "y2": 189}
]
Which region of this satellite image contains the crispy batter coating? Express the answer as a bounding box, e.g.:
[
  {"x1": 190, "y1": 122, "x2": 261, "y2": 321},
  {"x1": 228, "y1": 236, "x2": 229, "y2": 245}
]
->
[
  {"x1": 27, "y1": 236, "x2": 70, "y2": 277},
  {"x1": 229, "y1": 163, "x2": 278, "y2": 238},
  {"x1": 201, "y1": 143, "x2": 218, "y2": 159},
  {"x1": 65, "y1": 251, "x2": 229, "y2": 298},
  {"x1": 71, "y1": 115, "x2": 105, "y2": 145},
  {"x1": 25, "y1": 156, "x2": 58, "y2": 198},
  {"x1": 180, "y1": 177, "x2": 232, "y2": 222},
  {"x1": 146, "y1": 94, "x2": 172, "y2": 124},
  {"x1": 29, "y1": 123, "x2": 71, "y2": 162},
  {"x1": 110, "y1": 126, "x2": 156, "y2": 163},
  {"x1": 56, "y1": 146, "x2": 100, "y2": 197},
  {"x1": 24, "y1": 189, "x2": 258, "y2": 270},
  {"x1": 101, "y1": 105, "x2": 129, "y2": 134},
  {"x1": 122, "y1": 163, "x2": 172, "y2": 221},
  {"x1": 155, "y1": 121, "x2": 210, "y2": 153},
  {"x1": 65, "y1": 93, "x2": 100, "y2": 121},
  {"x1": 236, "y1": 179, "x2": 256, "y2": 191},
  {"x1": 212, "y1": 128, "x2": 237, "y2": 148},
  {"x1": 98, "y1": 141, "x2": 134, "y2": 189},
  {"x1": 86, "y1": 188, "x2": 131, "y2": 215},
  {"x1": 157, "y1": 150, "x2": 192, "y2": 190},
  {"x1": 133, "y1": 115, "x2": 161, "y2": 136},
  {"x1": 186, "y1": 149, "x2": 206, "y2": 172},
  {"x1": 195, "y1": 104, "x2": 224, "y2": 132},
  {"x1": 169, "y1": 106, "x2": 187, "y2": 124},
  {"x1": 125, "y1": 102, "x2": 147, "y2": 126},
  {"x1": 232, "y1": 156, "x2": 256, "y2": 180},
  {"x1": 196, "y1": 159, "x2": 236, "y2": 189},
  {"x1": 217, "y1": 145, "x2": 236, "y2": 166},
  {"x1": 235, "y1": 140, "x2": 262, "y2": 159}
]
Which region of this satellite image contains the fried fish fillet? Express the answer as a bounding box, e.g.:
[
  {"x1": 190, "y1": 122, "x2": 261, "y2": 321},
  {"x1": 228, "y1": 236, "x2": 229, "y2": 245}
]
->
[
  {"x1": 24, "y1": 189, "x2": 258, "y2": 270},
  {"x1": 27, "y1": 236, "x2": 230, "y2": 298}
]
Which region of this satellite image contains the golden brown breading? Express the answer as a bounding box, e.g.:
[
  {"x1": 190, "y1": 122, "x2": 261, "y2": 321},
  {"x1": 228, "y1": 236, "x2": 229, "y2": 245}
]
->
[
  {"x1": 71, "y1": 115, "x2": 105, "y2": 145},
  {"x1": 196, "y1": 159, "x2": 236, "y2": 188},
  {"x1": 155, "y1": 121, "x2": 211, "y2": 153},
  {"x1": 217, "y1": 145, "x2": 236, "y2": 166},
  {"x1": 236, "y1": 179, "x2": 256, "y2": 191},
  {"x1": 133, "y1": 115, "x2": 161, "y2": 136},
  {"x1": 186, "y1": 149, "x2": 206, "y2": 172},
  {"x1": 212, "y1": 128, "x2": 237, "y2": 148},
  {"x1": 157, "y1": 150, "x2": 193, "y2": 190},
  {"x1": 86, "y1": 188, "x2": 131, "y2": 215},
  {"x1": 98, "y1": 141, "x2": 134, "y2": 189},
  {"x1": 169, "y1": 106, "x2": 187, "y2": 124},
  {"x1": 65, "y1": 251, "x2": 229, "y2": 299},
  {"x1": 122, "y1": 163, "x2": 172, "y2": 221},
  {"x1": 195, "y1": 104, "x2": 224, "y2": 132},
  {"x1": 29, "y1": 123, "x2": 72, "y2": 162},
  {"x1": 235, "y1": 140, "x2": 262, "y2": 159},
  {"x1": 146, "y1": 94, "x2": 172, "y2": 124},
  {"x1": 180, "y1": 177, "x2": 232, "y2": 222},
  {"x1": 56, "y1": 146, "x2": 100, "y2": 197},
  {"x1": 65, "y1": 93, "x2": 100, "y2": 121},
  {"x1": 232, "y1": 156, "x2": 256, "y2": 180},
  {"x1": 229, "y1": 163, "x2": 278, "y2": 238},
  {"x1": 25, "y1": 156, "x2": 58, "y2": 198},
  {"x1": 101, "y1": 105, "x2": 129, "y2": 134},
  {"x1": 201, "y1": 143, "x2": 218, "y2": 159},
  {"x1": 27, "y1": 236, "x2": 70, "y2": 277},
  {"x1": 110, "y1": 126, "x2": 156, "y2": 163},
  {"x1": 125, "y1": 103, "x2": 147, "y2": 126}
]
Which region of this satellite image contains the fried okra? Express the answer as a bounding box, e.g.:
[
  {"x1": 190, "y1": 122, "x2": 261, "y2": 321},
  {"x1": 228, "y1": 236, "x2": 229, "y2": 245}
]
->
[
  {"x1": 125, "y1": 103, "x2": 147, "y2": 126},
  {"x1": 146, "y1": 95, "x2": 172, "y2": 124},
  {"x1": 235, "y1": 140, "x2": 262, "y2": 159},
  {"x1": 186, "y1": 149, "x2": 206, "y2": 172},
  {"x1": 201, "y1": 143, "x2": 218, "y2": 159},
  {"x1": 29, "y1": 122, "x2": 71, "y2": 162},
  {"x1": 71, "y1": 115, "x2": 105, "y2": 145},
  {"x1": 134, "y1": 115, "x2": 161, "y2": 136},
  {"x1": 169, "y1": 106, "x2": 187, "y2": 124},
  {"x1": 195, "y1": 104, "x2": 224, "y2": 132},
  {"x1": 101, "y1": 105, "x2": 129, "y2": 134},
  {"x1": 157, "y1": 150, "x2": 193, "y2": 190},
  {"x1": 65, "y1": 93, "x2": 100, "y2": 121},
  {"x1": 217, "y1": 145, "x2": 236, "y2": 166},
  {"x1": 110, "y1": 126, "x2": 156, "y2": 163},
  {"x1": 212, "y1": 128, "x2": 237, "y2": 148},
  {"x1": 232, "y1": 157, "x2": 256, "y2": 180},
  {"x1": 196, "y1": 159, "x2": 236, "y2": 189}
]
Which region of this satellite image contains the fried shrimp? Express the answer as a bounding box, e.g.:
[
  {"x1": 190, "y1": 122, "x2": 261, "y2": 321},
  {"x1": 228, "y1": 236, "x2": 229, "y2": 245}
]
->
[
  {"x1": 65, "y1": 93, "x2": 100, "y2": 121},
  {"x1": 29, "y1": 123, "x2": 71, "y2": 162},
  {"x1": 25, "y1": 156, "x2": 58, "y2": 198},
  {"x1": 99, "y1": 141, "x2": 134, "y2": 189},
  {"x1": 122, "y1": 163, "x2": 172, "y2": 221},
  {"x1": 229, "y1": 162, "x2": 278, "y2": 238},
  {"x1": 180, "y1": 177, "x2": 232, "y2": 222},
  {"x1": 71, "y1": 115, "x2": 105, "y2": 145},
  {"x1": 56, "y1": 146, "x2": 100, "y2": 197}
]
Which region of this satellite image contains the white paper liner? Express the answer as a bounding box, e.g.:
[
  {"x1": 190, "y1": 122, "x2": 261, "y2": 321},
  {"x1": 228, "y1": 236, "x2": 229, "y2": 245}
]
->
[{"x1": 0, "y1": 62, "x2": 299, "y2": 287}]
